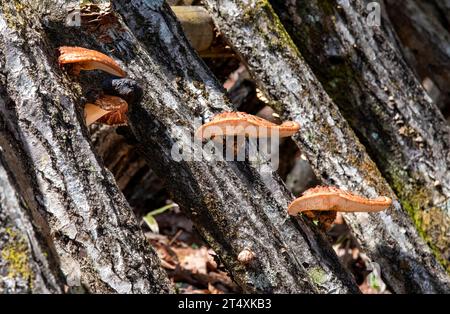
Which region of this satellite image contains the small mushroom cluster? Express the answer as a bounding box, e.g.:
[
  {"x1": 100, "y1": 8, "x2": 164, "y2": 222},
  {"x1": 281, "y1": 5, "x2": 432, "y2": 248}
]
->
[
  {"x1": 195, "y1": 113, "x2": 392, "y2": 264},
  {"x1": 58, "y1": 46, "x2": 142, "y2": 126}
]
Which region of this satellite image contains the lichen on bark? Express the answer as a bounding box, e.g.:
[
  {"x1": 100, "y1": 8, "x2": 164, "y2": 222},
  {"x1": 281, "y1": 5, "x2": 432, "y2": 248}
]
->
[{"x1": 0, "y1": 228, "x2": 34, "y2": 291}]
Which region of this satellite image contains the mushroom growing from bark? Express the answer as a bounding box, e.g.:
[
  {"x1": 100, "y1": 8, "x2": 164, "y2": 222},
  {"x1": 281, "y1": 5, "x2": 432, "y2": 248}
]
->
[
  {"x1": 288, "y1": 186, "x2": 392, "y2": 215},
  {"x1": 85, "y1": 95, "x2": 128, "y2": 126},
  {"x1": 195, "y1": 111, "x2": 300, "y2": 139},
  {"x1": 58, "y1": 46, "x2": 127, "y2": 77}
]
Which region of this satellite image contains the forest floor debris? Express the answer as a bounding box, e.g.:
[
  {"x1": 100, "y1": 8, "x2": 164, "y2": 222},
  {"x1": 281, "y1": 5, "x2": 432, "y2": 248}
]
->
[{"x1": 143, "y1": 205, "x2": 388, "y2": 294}]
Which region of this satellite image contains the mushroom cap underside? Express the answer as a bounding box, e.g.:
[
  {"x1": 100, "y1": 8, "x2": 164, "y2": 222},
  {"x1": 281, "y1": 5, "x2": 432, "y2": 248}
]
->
[
  {"x1": 97, "y1": 110, "x2": 127, "y2": 125},
  {"x1": 85, "y1": 95, "x2": 128, "y2": 125},
  {"x1": 78, "y1": 61, "x2": 127, "y2": 78},
  {"x1": 96, "y1": 95, "x2": 128, "y2": 125}
]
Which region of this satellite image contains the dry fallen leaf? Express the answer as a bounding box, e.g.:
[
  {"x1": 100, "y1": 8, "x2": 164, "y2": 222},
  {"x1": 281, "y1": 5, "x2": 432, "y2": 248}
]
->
[{"x1": 172, "y1": 247, "x2": 216, "y2": 275}]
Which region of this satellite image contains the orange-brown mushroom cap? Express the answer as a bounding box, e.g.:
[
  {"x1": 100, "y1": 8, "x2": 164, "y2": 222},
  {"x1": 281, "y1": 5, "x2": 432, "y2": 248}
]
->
[
  {"x1": 58, "y1": 46, "x2": 127, "y2": 77},
  {"x1": 195, "y1": 111, "x2": 300, "y2": 139},
  {"x1": 85, "y1": 95, "x2": 128, "y2": 126},
  {"x1": 288, "y1": 186, "x2": 392, "y2": 215}
]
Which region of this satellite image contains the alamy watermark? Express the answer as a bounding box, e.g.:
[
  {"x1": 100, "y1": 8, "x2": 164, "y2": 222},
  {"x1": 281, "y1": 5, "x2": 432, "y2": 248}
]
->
[
  {"x1": 67, "y1": 1, "x2": 381, "y2": 27},
  {"x1": 63, "y1": 0, "x2": 380, "y2": 172}
]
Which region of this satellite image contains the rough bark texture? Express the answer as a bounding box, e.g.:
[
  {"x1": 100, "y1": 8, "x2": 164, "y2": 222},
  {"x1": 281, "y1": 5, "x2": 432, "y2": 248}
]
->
[
  {"x1": 270, "y1": 0, "x2": 450, "y2": 270},
  {"x1": 112, "y1": 0, "x2": 360, "y2": 294},
  {"x1": 384, "y1": 0, "x2": 450, "y2": 112},
  {"x1": 0, "y1": 0, "x2": 172, "y2": 293},
  {"x1": 203, "y1": 0, "x2": 450, "y2": 293},
  {"x1": 0, "y1": 158, "x2": 64, "y2": 293},
  {"x1": 2, "y1": 0, "x2": 449, "y2": 295}
]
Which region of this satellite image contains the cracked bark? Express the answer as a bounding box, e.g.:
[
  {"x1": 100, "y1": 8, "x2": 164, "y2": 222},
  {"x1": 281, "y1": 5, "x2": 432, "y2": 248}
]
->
[
  {"x1": 110, "y1": 0, "x2": 360, "y2": 293},
  {"x1": 0, "y1": 157, "x2": 64, "y2": 293},
  {"x1": 2, "y1": 0, "x2": 448, "y2": 294},
  {"x1": 0, "y1": 1, "x2": 172, "y2": 293},
  {"x1": 270, "y1": 0, "x2": 450, "y2": 272},
  {"x1": 203, "y1": 0, "x2": 450, "y2": 293}
]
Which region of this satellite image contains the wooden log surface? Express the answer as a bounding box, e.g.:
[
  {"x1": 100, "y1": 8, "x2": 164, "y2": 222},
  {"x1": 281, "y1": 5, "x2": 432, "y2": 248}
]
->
[
  {"x1": 384, "y1": 0, "x2": 450, "y2": 112},
  {"x1": 1, "y1": 0, "x2": 449, "y2": 294},
  {"x1": 0, "y1": 158, "x2": 64, "y2": 293},
  {"x1": 203, "y1": 0, "x2": 450, "y2": 293},
  {"x1": 271, "y1": 0, "x2": 450, "y2": 272},
  {"x1": 172, "y1": 6, "x2": 215, "y2": 52},
  {"x1": 0, "y1": 0, "x2": 172, "y2": 293},
  {"x1": 112, "y1": 0, "x2": 359, "y2": 293}
]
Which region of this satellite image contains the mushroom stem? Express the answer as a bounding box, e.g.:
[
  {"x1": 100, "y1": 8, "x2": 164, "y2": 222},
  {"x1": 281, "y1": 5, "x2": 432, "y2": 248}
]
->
[{"x1": 84, "y1": 103, "x2": 110, "y2": 126}]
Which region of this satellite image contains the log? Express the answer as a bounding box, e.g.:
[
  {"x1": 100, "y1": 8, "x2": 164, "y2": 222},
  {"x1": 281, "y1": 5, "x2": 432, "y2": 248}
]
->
[
  {"x1": 384, "y1": 0, "x2": 450, "y2": 112},
  {"x1": 111, "y1": 0, "x2": 359, "y2": 293},
  {"x1": 203, "y1": 0, "x2": 450, "y2": 293},
  {"x1": 0, "y1": 1, "x2": 172, "y2": 293},
  {"x1": 0, "y1": 157, "x2": 64, "y2": 293},
  {"x1": 270, "y1": 0, "x2": 450, "y2": 272}
]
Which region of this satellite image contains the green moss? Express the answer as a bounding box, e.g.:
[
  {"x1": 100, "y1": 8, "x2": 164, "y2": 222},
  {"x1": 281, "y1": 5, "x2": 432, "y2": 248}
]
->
[
  {"x1": 242, "y1": 0, "x2": 301, "y2": 55},
  {"x1": 324, "y1": 63, "x2": 357, "y2": 100},
  {"x1": 389, "y1": 171, "x2": 450, "y2": 273},
  {"x1": 14, "y1": 1, "x2": 25, "y2": 12},
  {"x1": 1, "y1": 228, "x2": 34, "y2": 286}
]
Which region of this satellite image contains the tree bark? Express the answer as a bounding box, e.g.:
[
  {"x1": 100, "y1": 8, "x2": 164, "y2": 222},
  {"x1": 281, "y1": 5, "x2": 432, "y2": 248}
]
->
[
  {"x1": 270, "y1": 0, "x2": 450, "y2": 272},
  {"x1": 0, "y1": 0, "x2": 172, "y2": 293},
  {"x1": 112, "y1": 0, "x2": 359, "y2": 294},
  {"x1": 384, "y1": 0, "x2": 450, "y2": 113},
  {"x1": 0, "y1": 157, "x2": 64, "y2": 293},
  {"x1": 3, "y1": 0, "x2": 449, "y2": 294},
  {"x1": 203, "y1": 0, "x2": 450, "y2": 293}
]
